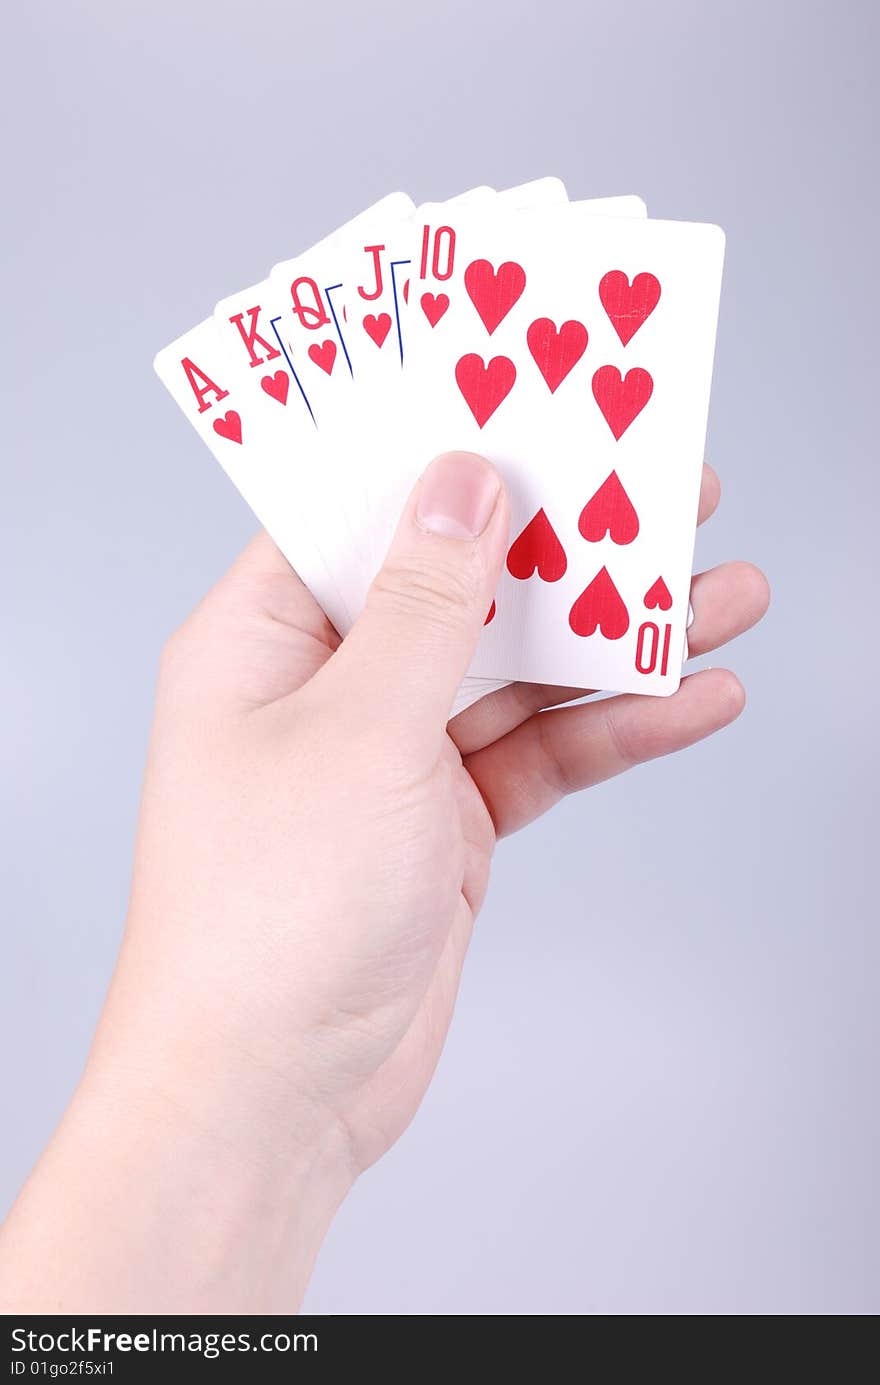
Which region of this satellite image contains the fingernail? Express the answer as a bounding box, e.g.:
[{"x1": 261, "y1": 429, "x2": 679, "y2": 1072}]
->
[{"x1": 415, "y1": 451, "x2": 501, "y2": 540}]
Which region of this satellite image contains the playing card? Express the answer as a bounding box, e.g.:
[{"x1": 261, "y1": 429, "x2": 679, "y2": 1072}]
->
[
  {"x1": 212, "y1": 193, "x2": 416, "y2": 625},
  {"x1": 153, "y1": 317, "x2": 350, "y2": 633},
  {"x1": 351, "y1": 192, "x2": 653, "y2": 716},
  {"x1": 391, "y1": 204, "x2": 725, "y2": 694},
  {"x1": 154, "y1": 182, "x2": 713, "y2": 721},
  {"x1": 264, "y1": 193, "x2": 415, "y2": 423},
  {"x1": 329, "y1": 187, "x2": 496, "y2": 386},
  {"x1": 315, "y1": 186, "x2": 653, "y2": 716},
  {"x1": 328, "y1": 180, "x2": 572, "y2": 715}
]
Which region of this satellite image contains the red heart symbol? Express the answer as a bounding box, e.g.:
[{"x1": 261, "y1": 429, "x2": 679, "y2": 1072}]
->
[
  {"x1": 644, "y1": 576, "x2": 672, "y2": 611},
  {"x1": 569, "y1": 567, "x2": 630, "y2": 639},
  {"x1": 506, "y1": 508, "x2": 567, "y2": 582},
  {"x1": 260, "y1": 371, "x2": 289, "y2": 405},
  {"x1": 591, "y1": 365, "x2": 653, "y2": 440},
  {"x1": 308, "y1": 340, "x2": 337, "y2": 375},
  {"x1": 454, "y1": 354, "x2": 516, "y2": 428},
  {"x1": 579, "y1": 471, "x2": 639, "y2": 545},
  {"x1": 599, "y1": 270, "x2": 661, "y2": 346},
  {"x1": 420, "y1": 292, "x2": 449, "y2": 327},
  {"x1": 485, "y1": 599, "x2": 496, "y2": 625},
  {"x1": 212, "y1": 410, "x2": 242, "y2": 444},
  {"x1": 363, "y1": 312, "x2": 392, "y2": 348},
  {"x1": 527, "y1": 318, "x2": 588, "y2": 393},
  {"x1": 464, "y1": 258, "x2": 526, "y2": 335}
]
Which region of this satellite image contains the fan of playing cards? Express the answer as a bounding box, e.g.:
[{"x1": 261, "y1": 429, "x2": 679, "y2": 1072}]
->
[{"x1": 155, "y1": 178, "x2": 725, "y2": 715}]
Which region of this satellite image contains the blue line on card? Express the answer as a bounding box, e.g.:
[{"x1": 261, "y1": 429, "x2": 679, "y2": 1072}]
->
[
  {"x1": 324, "y1": 284, "x2": 353, "y2": 375},
  {"x1": 269, "y1": 317, "x2": 315, "y2": 425},
  {"x1": 390, "y1": 259, "x2": 412, "y2": 366}
]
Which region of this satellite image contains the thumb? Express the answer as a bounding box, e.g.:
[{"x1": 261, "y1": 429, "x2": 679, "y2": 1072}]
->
[{"x1": 328, "y1": 451, "x2": 508, "y2": 731}]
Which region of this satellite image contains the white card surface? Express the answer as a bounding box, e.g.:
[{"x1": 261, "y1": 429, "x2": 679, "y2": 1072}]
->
[
  {"x1": 153, "y1": 318, "x2": 350, "y2": 634},
  {"x1": 392, "y1": 206, "x2": 724, "y2": 693},
  {"x1": 212, "y1": 193, "x2": 416, "y2": 624},
  {"x1": 154, "y1": 185, "x2": 717, "y2": 714}
]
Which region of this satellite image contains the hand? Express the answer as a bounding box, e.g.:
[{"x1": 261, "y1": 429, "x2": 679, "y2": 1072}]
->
[{"x1": 0, "y1": 452, "x2": 768, "y2": 1312}]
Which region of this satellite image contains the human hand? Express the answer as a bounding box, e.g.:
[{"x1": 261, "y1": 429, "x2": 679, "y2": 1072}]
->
[{"x1": 0, "y1": 451, "x2": 768, "y2": 1312}]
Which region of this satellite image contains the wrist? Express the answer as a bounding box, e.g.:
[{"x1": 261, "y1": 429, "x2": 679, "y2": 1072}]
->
[
  {"x1": 1, "y1": 1008, "x2": 356, "y2": 1314},
  {"x1": 75, "y1": 1028, "x2": 355, "y2": 1312}
]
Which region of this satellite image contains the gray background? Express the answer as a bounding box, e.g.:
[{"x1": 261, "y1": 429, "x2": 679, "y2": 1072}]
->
[{"x1": 1, "y1": 0, "x2": 877, "y2": 1314}]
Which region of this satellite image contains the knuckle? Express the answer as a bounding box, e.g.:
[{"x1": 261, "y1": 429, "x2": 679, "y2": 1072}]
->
[
  {"x1": 601, "y1": 703, "x2": 640, "y2": 769},
  {"x1": 536, "y1": 711, "x2": 578, "y2": 797},
  {"x1": 370, "y1": 555, "x2": 481, "y2": 626}
]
